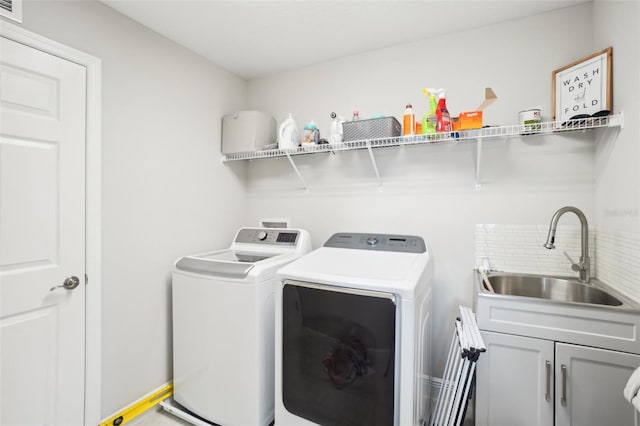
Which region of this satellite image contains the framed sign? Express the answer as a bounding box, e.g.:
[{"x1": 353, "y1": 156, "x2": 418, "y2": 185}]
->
[{"x1": 552, "y1": 47, "x2": 612, "y2": 125}]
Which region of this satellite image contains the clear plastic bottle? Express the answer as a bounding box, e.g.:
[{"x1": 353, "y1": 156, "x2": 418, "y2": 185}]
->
[
  {"x1": 302, "y1": 121, "x2": 319, "y2": 145},
  {"x1": 352, "y1": 109, "x2": 360, "y2": 121}
]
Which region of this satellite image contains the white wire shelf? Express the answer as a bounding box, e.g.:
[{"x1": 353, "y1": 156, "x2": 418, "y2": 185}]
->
[
  {"x1": 221, "y1": 113, "x2": 623, "y2": 162},
  {"x1": 221, "y1": 112, "x2": 624, "y2": 190}
]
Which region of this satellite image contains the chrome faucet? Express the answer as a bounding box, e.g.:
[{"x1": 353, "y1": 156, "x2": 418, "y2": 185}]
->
[{"x1": 543, "y1": 206, "x2": 591, "y2": 283}]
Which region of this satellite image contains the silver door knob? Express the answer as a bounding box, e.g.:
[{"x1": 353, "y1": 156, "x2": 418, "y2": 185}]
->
[{"x1": 50, "y1": 276, "x2": 80, "y2": 291}]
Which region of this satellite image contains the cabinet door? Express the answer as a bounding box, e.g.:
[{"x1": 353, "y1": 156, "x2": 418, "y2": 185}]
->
[
  {"x1": 555, "y1": 343, "x2": 640, "y2": 426},
  {"x1": 475, "y1": 331, "x2": 554, "y2": 426}
]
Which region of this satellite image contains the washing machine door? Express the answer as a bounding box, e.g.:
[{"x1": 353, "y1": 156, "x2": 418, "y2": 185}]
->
[
  {"x1": 281, "y1": 280, "x2": 397, "y2": 426},
  {"x1": 175, "y1": 249, "x2": 276, "y2": 278}
]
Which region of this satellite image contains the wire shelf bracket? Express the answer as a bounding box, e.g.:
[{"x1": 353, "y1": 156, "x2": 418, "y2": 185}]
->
[
  {"x1": 285, "y1": 152, "x2": 307, "y2": 190},
  {"x1": 221, "y1": 112, "x2": 624, "y2": 191},
  {"x1": 475, "y1": 136, "x2": 483, "y2": 191},
  {"x1": 366, "y1": 141, "x2": 383, "y2": 191}
]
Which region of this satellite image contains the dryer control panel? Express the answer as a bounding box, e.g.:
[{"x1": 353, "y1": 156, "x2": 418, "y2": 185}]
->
[
  {"x1": 235, "y1": 228, "x2": 300, "y2": 246},
  {"x1": 324, "y1": 232, "x2": 426, "y2": 253}
]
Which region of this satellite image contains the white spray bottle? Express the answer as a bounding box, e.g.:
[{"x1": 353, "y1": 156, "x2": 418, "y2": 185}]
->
[{"x1": 329, "y1": 112, "x2": 345, "y2": 144}]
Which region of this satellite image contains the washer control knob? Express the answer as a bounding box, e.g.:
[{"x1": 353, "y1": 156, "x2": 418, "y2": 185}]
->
[
  {"x1": 366, "y1": 237, "x2": 378, "y2": 246},
  {"x1": 257, "y1": 231, "x2": 268, "y2": 241}
]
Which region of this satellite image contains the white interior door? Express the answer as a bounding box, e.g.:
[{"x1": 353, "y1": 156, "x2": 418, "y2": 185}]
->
[{"x1": 1, "y1": 36, "x2": 87, "y2": 425}]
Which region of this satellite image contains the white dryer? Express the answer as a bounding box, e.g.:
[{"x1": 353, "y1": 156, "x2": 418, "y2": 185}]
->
[
  {"x1": 172, "y1": 227, "x2": 311, "y2": 426},
  {"x1": 275, "y1": 233, "x2": 433, "y2": 426}
]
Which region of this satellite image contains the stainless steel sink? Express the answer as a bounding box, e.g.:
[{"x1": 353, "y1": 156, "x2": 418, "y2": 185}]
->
[
  {"x1": 475, "y1": 270, "x2": 640, "y2": 355},
  {"x1": 480, "y1": 272, "x2": 623, "y2": 306}
]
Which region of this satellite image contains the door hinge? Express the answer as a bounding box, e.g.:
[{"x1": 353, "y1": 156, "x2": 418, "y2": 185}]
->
[{"x1": 85, "y1": 273, "x2": 88, "y2": 285}]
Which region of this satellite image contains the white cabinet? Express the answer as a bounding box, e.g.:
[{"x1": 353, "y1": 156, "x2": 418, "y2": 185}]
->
[
  {"x1": 476, "y1": 331, "x2": 553, "y2": 426},
  {"x1": 476, "y1": 331, "x2": 640, "y2": 426},
  {"x1": 555, "y1": 343, "x2": 640, "y2": 426}
]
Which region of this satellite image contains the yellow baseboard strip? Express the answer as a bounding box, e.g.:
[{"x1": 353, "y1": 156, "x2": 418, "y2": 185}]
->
[{"x1": 99, "y1": 383, "x2": 173, "y2": 426}]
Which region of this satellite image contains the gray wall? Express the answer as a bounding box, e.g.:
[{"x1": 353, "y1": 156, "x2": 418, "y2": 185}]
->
[
  {"x1": 244, "y1": 1, "x2": 637, "y2": 377},
  {"x1": 593, "y1": 0, "x2": 640, "y2": 234},
  {"x1": 17, "y1": 0, "x2": 248, "y2": 418},
  {"x1": 10, "y1": 0, "x2": 640, "y2": 420}
]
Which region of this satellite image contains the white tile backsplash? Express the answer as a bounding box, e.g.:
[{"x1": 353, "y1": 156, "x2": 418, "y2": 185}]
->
[
  {"x1": 596, "y1": 230, "x2": 640, "y2": 303},
  {"x1": 475, "y1": 224, "x2": 640, "y2": 303},
  {"x1": 475, "y1": 224, "x2": 594, "y2": 276}
]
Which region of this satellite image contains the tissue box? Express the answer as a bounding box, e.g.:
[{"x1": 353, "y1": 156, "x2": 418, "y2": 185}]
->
[
  {"x1": 342, "y1": 117, "x2": 401, "y2": 142},
  {"x1": 457, "y1": 111, "x2": 483, "y2": 130}
]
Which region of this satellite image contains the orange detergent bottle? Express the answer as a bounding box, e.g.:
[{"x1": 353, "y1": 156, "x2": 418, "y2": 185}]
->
[{"x1": 403, "y1": 103, "x2": 415, "y2": 136}]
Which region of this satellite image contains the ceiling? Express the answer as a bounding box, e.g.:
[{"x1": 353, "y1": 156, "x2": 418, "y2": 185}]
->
[{"x1": 102, "y1": 0, "x2": 588, "y2": 80}]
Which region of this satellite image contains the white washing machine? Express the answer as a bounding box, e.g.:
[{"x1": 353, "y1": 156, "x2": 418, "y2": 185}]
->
[
  {"x1": 172, "y1": 227, "x2": 311, "y2": 426},
  {"x1": 274, "y1": 233, "x2": 433, "y2": 426}
]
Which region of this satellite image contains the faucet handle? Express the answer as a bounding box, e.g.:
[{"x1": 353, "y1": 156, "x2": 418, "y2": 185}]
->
[
  {"x1": 563, "y1": 251, "x2": 575, "y2": 264},
  {"x1": 563, "y1": 251, "x2": 584, "y2": 272}
]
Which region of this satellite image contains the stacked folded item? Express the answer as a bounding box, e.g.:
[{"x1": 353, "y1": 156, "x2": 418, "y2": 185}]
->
[{"x1": 624, "y1": 366, "x2": 640, "y2": 412}]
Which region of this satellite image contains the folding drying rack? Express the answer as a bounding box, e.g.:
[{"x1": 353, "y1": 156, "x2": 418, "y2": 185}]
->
[{"x1": 430, "y1": 306, "x2": 486, "y2": 426}]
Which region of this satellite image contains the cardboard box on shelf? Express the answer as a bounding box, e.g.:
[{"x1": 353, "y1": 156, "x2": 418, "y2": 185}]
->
[
  {"x1": 453, "y1": 88, "x2": 497, "y2": 131},
  {"x1": 458, "y1": 110, "x2": 483, "y2": 130}
]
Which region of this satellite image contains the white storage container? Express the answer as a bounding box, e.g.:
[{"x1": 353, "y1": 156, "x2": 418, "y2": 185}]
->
[{"x1": 222, "y1": 110, "x2": 276, "y2": 154}]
